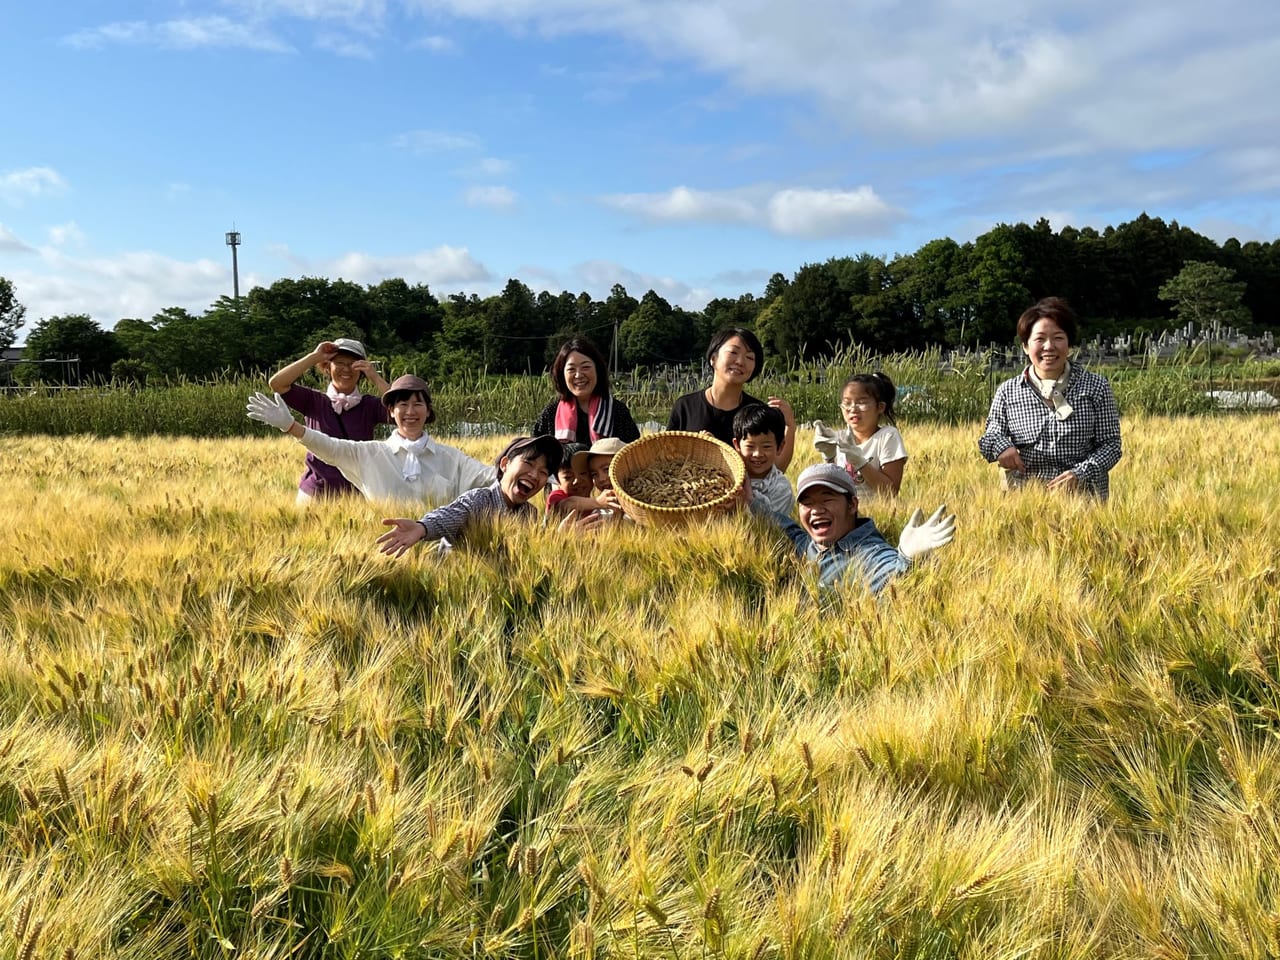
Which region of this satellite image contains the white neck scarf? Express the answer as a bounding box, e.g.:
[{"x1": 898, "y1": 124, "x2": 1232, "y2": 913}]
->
[
  {"x1": 385, "y1": 432, "x2": 431, "y2": 481},
  {"x1": 327, "y1": 382, "x2": 364, "y2": 414},
  {"x1": 1028, "y1": 361, "x2": 1073, "y2": 420}
]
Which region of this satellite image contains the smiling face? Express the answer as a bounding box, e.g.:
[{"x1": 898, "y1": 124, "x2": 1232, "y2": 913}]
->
[
  {"x1": 798, "y1": 486, "x2": 858, "y2": 549},
  {"x1": 588, "y1": 454, "x2": 613, "y2": 491},
  {"x1": 734, "y1": 433, "x2": 778, "y2": 479},
  {"x1": 562, "y1": 351, "x2": 598, "y2": 402},
  {"x1": 499, "y1": 453, "x2": 551, "y2": 506},
  {"x1": 390, "y1": 393, "x2": 431, "y2": 440},
  {"x1": 325, "y1": 352, "x2": 361, "y2": 393},
  {"x1": 840, "y1": 382, "x2": 885, "y2": 440},
  {"x1": 557, "y1": 460, "x2": 593, "y2": 497},
  {"x1": 1023, "y1": 317, "x2": 1070, "y2": 379},
  {"x1": 710, "y1": 335, "x2": 756, "y2": 387}
]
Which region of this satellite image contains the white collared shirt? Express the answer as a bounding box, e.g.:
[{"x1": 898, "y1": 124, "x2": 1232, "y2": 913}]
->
[{"x1": 297, "y1": 428, "x2": 494, "y2": 506}]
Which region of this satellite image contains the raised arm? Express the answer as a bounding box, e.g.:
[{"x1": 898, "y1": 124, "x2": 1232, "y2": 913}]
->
[
  {"x1": 768, "y1": 396, "x2": 797, "y2": 471},
  {"x1": 269, "y1": 342, "x2": 334, "y2": 394},
  {"x1": 353, "y1": 359, "x2": 391, "y2": 397},
  {"x1": 247, "y1": 391, "x2": 372, "y2": 478}
]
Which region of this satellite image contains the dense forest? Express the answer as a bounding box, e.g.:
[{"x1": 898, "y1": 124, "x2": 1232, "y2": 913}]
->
[{"x1": 6, "y1": 214, "x2": 1279, "y2": 384}]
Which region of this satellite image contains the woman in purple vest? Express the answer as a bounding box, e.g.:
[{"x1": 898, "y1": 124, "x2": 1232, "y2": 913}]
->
[{"x1": 268, "y1": 338, "x2": 392, "y2": 503}]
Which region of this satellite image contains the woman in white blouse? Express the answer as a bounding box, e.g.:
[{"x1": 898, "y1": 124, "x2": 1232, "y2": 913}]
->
[{"x1": 247, "y1": 375, "x2": 493, "y2": 506}]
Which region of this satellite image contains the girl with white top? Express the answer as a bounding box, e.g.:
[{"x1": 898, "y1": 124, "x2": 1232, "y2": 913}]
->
[
  {"x1": 811, "y1": 372, "x2": 908, "y2": 500},
  {"x1": 246, "y1": 375, "x2": 493, "y2": 507}
]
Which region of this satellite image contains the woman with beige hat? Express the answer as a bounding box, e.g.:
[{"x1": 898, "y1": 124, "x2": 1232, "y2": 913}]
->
[{"x1": 247, "y1": 374, "x2": 493, "y2": 506}]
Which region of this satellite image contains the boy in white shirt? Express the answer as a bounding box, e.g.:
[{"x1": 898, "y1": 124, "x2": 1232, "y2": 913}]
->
[{"x1": 732, "y1": 404, "x2": 794, "y2": 515}]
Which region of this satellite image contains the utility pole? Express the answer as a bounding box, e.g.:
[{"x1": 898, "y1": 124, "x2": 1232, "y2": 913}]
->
[{"x1": 225, "y1": 230, "x2": 242, "y2": 304}]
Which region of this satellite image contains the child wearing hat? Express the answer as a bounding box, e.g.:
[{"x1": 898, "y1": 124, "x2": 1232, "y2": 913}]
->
[
  {"x1": 267, "y1": 339, "x2": 393, "y2": 503},
  {"x1": 542, "y1": 437, "x2": 627, "y2": 517},
  {"x1": 246, "y1": 374, "x2": 492, "y2": 506},
  {"x1": 376, "y1": 436, "x2": 565, "y2": 555}
]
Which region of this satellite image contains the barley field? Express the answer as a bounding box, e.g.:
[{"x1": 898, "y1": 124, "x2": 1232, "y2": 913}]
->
[{"x1": 2, "y1": 417, "x2": 1279, "y2": 959}]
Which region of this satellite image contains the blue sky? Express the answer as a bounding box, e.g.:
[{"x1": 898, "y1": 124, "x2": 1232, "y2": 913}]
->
[{"x1": 2, "y1": 0, "x2": 1279, "y2": 338}]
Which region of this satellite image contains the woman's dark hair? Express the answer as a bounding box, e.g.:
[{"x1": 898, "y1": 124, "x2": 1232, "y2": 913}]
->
[
  {"x1": 732, "y1": 403, "x2": 785, "y2": 445},
  {"x1": 551, "y1": 337, "x2": 610, "y2": 401},
  {"x1": 1016, "y1": 297, "x2": 1079, "y2": 346},
  {"x1": 842, "y1": 372, "x2": 897, "y2": 425},
  {"x1": 706, "y1": 327, "x2": 764, "y2": 382}
]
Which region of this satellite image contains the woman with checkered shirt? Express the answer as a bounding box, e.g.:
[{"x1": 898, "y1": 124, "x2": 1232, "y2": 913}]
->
[{"x1": 979, "y1": 298, "x2": 1122, "y2": 499}]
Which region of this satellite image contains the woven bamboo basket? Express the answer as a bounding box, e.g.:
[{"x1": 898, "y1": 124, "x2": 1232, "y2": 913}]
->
[{"x1": 609, "y1": 431, "x2": 746, "y2": 527}]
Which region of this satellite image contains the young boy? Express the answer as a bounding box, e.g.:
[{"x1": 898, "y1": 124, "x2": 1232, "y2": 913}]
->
[
  {"x1": 733, "y1": 404, "x2": 794, "y2": 514},
  {"x1": 377, "y1": 435, "x2": 562, "y2": 556},
  {"x1": 546, "y1": 442, "x2": 593, "y2": 515},
  {"x1": 549, "y1": 436, "x2": 626, "y2": 516}
]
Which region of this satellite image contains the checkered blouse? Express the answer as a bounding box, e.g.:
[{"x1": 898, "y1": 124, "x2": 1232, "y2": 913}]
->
[{"x1": 978, "y1": 367, "x2": 1122, "y2": 499}]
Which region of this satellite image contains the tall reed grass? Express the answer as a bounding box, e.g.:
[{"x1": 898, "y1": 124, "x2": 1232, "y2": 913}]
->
[
  {"x1": 2, "y1": 417, "x2": 1278, "y2": 957},
  {"x1": 2, "y1": 350, "x2": 1272, "y2": 437}
]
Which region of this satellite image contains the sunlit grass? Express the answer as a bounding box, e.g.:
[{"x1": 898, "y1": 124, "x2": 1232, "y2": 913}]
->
[{"x1": 2, "y1": 415, "x2": 1279, "y2": 957}]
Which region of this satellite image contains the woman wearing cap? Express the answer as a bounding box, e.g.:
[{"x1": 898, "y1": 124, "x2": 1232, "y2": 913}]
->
[
  {"x1": 531, "y1": 336, "x2": 641, "y2": 444},
  {"x1": 267, "y1": 339, "x2": 393, "y2": 503},
  {"x1": 978, "y1": 297, "x2": 1122, "y2": 499},
  {"x1": 246, "y1": 375, "x2": 493, "y2": 506},
  {"x1": 668, "y1": 326, "x2": 798, "y2": 470}
]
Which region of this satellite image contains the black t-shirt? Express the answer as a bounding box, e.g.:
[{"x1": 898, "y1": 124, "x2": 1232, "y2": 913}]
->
[{"x1": 667, "y1": 390, "x2": 763, "y2": 446}]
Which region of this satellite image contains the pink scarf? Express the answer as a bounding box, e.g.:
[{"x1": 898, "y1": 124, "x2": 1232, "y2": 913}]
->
[
  {"x1": 327, "y1": 383, "x2": 364, "y2": 414},
  {"x1": 553, "y1": 395, "x2": 613, "y2": 441}
]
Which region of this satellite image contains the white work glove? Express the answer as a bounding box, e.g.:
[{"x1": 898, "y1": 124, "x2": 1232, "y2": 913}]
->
[
  {"x1": 812, "y1": 420, "x2": 839, "y2": 463},
  {"x1": 836, "y1": 435, "x2": 869, "y2": 470},
  {"x1": 897, "y1": 505, "x2": 956, "y2": 561},
  {"x1": 246, "y1": 392, "x2": 297, "y2": 432}
]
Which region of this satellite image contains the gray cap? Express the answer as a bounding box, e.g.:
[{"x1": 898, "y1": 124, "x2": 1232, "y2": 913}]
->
[
  {"x1": 330, "y1": 337, "x2": 367, "y2": 359},
  {"x1": 796, "y1": 462, "x2": 858, "y2": 498}
]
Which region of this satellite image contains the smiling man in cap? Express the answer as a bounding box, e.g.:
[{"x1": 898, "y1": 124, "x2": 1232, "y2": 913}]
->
[{"x1": 751, "y1": 462, "x2": 956, "y2": 594}]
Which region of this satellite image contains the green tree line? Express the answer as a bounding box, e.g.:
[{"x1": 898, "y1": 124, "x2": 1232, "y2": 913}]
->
[{"x1": 6, "y1": 213, "x2": 1279, "y2": 385}]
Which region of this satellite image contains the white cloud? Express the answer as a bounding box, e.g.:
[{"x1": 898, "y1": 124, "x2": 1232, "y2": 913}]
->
[
  {"x1": 47, "y1": 222, "x2": 87, "y2": 248},
  {"x1": 574, "y1": 259, "x2": 712, "y2": 311},
  {"x1": 12, "y1": 249, "x2": 238, "y2": 332},
  {"x1": 405, "y1": 0, "x2": 1280, "y2": 154},
  {"x1": 467, "y1": 157, "x2": 512, "y2": 177},
  {"x1": 1219, "y1": 147, "x2": 1280, "y2": 193},
  {"x1": 226, "y1": 0, "x2": 388, "y2": 21},
  {"x1": 766, "y1": 187, "x2": 901, "y2": 238},
  {"x1": 602, "y1": 186, "x2": 757, "y2": 226},
  {"x1": 0, "y1": 224, "x2": 34, "y2": 253},
  {"x1": 411, "y1": 33, "x2": 456, "y2": 52},
  {"x1": 1, "y1": 167, "x2": 68, "y2": 204},
  {"x1": 464, "y1": 185, "x2": 519, "y2": 211},
  {"x1": 599, "y1": 184, "x2": 904, "y2": 238},
  {"x1": 392, "y1": 129, "x2": 482, "y2": 153},
  {"x1": 279, "y1": 244, "x2": 493, "y2": 287},
  {"x1": 64, "y1": 17, "x2": 293, "y2": 52},
  {"x1": 315, "y1": 32, "x2": 376, "y2": 57}
]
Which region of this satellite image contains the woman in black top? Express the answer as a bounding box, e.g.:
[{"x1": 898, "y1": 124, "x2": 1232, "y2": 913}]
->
[
  {"x1": 668, "y1": 327, "x2": 796, "y2": 469},
  {"x1": 531, "y1": 336, "x2": 641, "y2": 444}
]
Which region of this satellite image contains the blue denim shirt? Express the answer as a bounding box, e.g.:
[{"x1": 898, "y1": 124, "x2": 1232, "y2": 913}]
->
[{"x1": 759, "y1": 506, "x2": 910, "y2": 594}]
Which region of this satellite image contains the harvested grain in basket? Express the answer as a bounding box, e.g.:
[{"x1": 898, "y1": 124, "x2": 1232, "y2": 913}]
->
[{"x1": 623, "y1": 458, "x2": 734, "y2": 508}]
